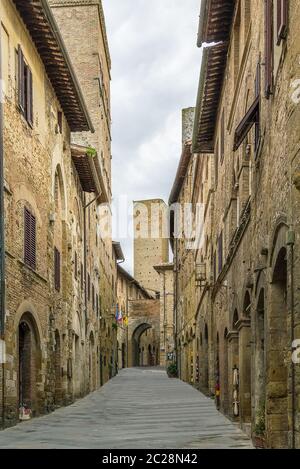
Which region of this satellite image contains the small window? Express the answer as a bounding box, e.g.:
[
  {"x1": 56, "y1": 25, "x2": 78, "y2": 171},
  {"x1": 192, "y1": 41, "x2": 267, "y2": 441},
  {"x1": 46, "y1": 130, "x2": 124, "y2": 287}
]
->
[
  {"x1": 24, "y1": 208, "x2": 36, "y2": 270},
  {"x1": 54, "y1": 247, "x2": 61, "y2": 292},
  {"x1": 18, "y1": 45, "x2": 33, "y2": 126}
]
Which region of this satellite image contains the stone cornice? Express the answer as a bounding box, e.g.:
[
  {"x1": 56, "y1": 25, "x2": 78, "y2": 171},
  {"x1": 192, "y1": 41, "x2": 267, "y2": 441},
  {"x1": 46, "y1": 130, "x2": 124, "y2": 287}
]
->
[{"x1": 49, "y1": 0, "x2": 111, "y2": 70}]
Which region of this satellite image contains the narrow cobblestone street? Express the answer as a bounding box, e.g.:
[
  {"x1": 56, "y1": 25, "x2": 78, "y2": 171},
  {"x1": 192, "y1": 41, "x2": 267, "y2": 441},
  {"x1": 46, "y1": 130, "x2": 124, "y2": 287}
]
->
[{"x1": 0, "y1": 368, "x2": 252, "y2": 449}]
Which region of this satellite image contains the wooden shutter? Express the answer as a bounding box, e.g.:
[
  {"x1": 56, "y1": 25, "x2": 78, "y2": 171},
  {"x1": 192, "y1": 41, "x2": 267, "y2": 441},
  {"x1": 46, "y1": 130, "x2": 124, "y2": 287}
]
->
[
  {"x1": 265, "y1": 0, "x2": 273, "y2": 99},
  {"x1": 255, "y1": 63, "x2": 261, "y2": 152},
  {"x1": 24, "y1": 208, "x2": 36, "y2": 270},
  {"x1": 18, "y1": 45, "x2": 25, "y2": 113},
  {"x1": 54, "y1": 247, "x2": 61, "y2": 292},
  {"x1": 277, "y1": 0, "x2": 288, "y2": 44},
  {"x1": 26, "y1": 67, "x2": 33, "y2": 127}
]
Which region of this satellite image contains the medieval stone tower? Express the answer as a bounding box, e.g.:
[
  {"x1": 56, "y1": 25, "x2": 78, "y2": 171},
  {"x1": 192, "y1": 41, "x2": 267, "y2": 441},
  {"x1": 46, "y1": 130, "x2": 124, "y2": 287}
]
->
[{"x1": 133, "y1": 199, "x2": 169, "y2": 294}]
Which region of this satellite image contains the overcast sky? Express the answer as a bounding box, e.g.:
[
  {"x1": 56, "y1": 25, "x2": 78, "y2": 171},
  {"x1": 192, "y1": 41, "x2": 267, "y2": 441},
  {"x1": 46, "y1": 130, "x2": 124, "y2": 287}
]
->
[{"x1": 102, "y1": 0, "x2": 201, "y2": 272}]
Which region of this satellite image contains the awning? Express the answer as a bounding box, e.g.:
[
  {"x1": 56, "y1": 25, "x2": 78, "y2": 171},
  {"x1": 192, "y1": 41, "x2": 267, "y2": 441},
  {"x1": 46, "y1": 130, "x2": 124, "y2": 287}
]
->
[{"x1": 71, "y1": 145, "x2": 109, "y2": 203}]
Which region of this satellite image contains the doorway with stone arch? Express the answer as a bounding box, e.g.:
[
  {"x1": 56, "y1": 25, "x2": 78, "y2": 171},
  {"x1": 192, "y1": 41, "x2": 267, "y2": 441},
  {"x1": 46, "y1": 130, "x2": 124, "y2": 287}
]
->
[
  {"x1": 18, "y1": 313, "x2": 41, "y2": 418},
  {"x1": 131, "y1": 323, "x2": 152, "y2": 367}
]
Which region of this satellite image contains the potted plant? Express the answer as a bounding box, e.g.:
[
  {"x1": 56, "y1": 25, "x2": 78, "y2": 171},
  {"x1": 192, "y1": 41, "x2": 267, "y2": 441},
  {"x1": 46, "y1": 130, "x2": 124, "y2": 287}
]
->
[
  {"x1": 252, "y1": 406, "x2": 266, "y2": 449},
  {"x1": 167, "y1": 363, "x2": 178, "y2": 378}
]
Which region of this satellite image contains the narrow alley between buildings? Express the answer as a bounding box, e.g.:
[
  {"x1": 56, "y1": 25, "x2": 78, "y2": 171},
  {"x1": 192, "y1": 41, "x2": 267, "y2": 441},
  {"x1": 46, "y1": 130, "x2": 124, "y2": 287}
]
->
[{"x1": 0, "y1": 368, "x2": 252, "y2": 449}]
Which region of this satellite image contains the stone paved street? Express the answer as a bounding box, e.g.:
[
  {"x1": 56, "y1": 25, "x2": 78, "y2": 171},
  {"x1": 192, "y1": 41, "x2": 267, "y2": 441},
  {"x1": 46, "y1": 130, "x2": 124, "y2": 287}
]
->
[{"x1": 0, "y1": 368, "x2": 253, "y2": 449}]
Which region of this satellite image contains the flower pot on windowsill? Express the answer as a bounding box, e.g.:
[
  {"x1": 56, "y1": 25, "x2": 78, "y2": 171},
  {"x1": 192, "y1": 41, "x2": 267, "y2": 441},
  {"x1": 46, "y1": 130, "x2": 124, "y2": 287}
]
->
[{"x1": 252, "y1": 434, "x2": 266, "y2": 449}]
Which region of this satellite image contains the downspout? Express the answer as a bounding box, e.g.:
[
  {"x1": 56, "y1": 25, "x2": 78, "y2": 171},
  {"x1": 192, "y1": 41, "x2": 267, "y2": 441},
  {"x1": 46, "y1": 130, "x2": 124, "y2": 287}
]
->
[{"x1": 0, "y1": 30, "x2": 6, "y2": 428}]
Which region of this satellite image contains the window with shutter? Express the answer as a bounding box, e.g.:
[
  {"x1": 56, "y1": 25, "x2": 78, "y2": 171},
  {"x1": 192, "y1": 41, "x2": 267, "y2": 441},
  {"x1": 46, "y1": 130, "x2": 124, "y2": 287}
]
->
[
  {"x1": 26, "y1": 67, "x2": 33, "y2": 127},
  {"x1": 54, "y1": 247, "x2": 61, "y2": 292},
  {"x1": 265, "y1": 0, "x2": 273, "y2": 99},
  {"x1": 24, "y1": 208, "x2": 36, "y2": 270},
  {"x1": 18, "y1": 46, "x2": 33, "y2": 126},
  {"x1": 255, "y1": 63, "x2": 261, "y2": 153},
  {"x1": 18, "y1": 45, "x2": 25, "y2": 113},
  {"x1": 277, "y1": 0, "x2": 288, "y2": 44},
  {"x1": 234, "y1": 62, "x2": 261, "y2": 152}
]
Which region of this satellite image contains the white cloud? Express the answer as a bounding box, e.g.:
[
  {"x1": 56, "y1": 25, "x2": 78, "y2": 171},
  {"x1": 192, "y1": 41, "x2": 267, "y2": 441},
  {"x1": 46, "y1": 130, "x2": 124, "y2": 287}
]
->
[{"x1": 103, "y1": 0, "x2": 201, "y2": 272}]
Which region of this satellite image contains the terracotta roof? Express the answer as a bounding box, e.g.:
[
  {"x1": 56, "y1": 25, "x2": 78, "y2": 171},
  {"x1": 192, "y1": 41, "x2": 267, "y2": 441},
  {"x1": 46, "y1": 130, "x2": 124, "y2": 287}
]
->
[
  {"x1": 192, "y1": 43, "x2": 229, "y2": 154},
  {"x1": 197, "y1": 0, "x2": 236, "y2": 47},
  {"x1": 193, "y1": 1, "x2": 236, "y2": 154},
  {"x1": 13, "y1": 0, "x2": 94, "y2": 132},
  {"x1": 71, "y1": 144, "x2": 108, "y2": 201}
]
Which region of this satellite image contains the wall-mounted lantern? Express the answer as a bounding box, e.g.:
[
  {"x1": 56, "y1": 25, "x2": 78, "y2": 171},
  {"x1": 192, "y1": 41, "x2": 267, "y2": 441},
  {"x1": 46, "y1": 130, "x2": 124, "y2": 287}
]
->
[{"x1": 195, "y1": 263, "x2": 206, "y2": 287}]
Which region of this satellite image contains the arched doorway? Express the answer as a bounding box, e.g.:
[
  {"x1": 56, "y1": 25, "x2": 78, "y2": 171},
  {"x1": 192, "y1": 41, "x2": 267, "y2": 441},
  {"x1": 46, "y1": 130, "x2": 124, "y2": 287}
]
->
[
  {"x1": 222, "y1": 328, "x2": 229, "y2": 414},
  {"x1": 54, "y1": 330, "x2": 62, "y2": 407},
  {"x1": 215, "y1": 333, "x2": 220, "y2": 409},
  {"x1": 228, "y1": 309, "x2": 240, "y2": 419},
  {"x1": 202, "y1": 323, "x2": 209, "y2": 393},
  {"x1": 132, "y1": 323, "x2": 151, "y2": 366},
  {"x1": 254, "y1": 288, "x2": 266, "y2": 434},
  {"x1": 268, "y1": 246, "x2": 288, "y2": 447},
  {"x1": 122, "y1": 343, "x2": 126, "y2": 369},
  {"x1": 89, "y1": 332, "x2": 96, "y2": 391},
  {"x1": 18, "y1": 313, "x2": 41, "y2": 418},
  {"x1": 239, "y1": 291, "x2": 252, "y2": 423}
]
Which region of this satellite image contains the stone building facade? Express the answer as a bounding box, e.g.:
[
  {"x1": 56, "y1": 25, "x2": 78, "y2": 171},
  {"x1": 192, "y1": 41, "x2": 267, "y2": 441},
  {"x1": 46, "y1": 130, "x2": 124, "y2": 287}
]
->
[
  {"x1": 133, "y1": 199, "x2": 169, "y2": 294},
  {"x1": 154, "y1": 263, "x2": 175, "y2": 367},
  {"x1": 116, "y1": 260, "x2": 162, "y2": 369},
  {"x1": 171, "y1": 0, "x2": 300, "y2": 449},
  {"x1": 49, "y1": 0, "x2": 117, "y2": 389},
  {"x1": 0, "y1": 0, "x2": 116, "y2": 428}
]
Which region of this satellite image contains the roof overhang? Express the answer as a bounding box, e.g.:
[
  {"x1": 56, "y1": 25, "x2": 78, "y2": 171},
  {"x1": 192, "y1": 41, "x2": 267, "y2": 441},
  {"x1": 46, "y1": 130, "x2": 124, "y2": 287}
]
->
[
  {"x1": 192, "y1": 43, "x2": 228, "y2": 154},
  {"x1": 71, "y1": 144, "x2": 108, "y2": 201},
  {"x1": 112, "y1": 242, "x2": 125, "y2": 263},
  {"x1": 197, "y1": 0, "x2": 236, "y2": 47},
  {"x1": 12, "y1": 0, "x2": 94, "y2": 133},
  {"x1": 168, "y1": 142, "x2": 192, "y2": 205}
]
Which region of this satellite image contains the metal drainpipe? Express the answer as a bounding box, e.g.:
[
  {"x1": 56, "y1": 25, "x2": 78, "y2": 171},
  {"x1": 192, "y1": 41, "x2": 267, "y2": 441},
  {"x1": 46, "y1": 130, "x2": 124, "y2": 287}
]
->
[{"x1": 0, "y1": 32, "x2": 6, "y2": 428}]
